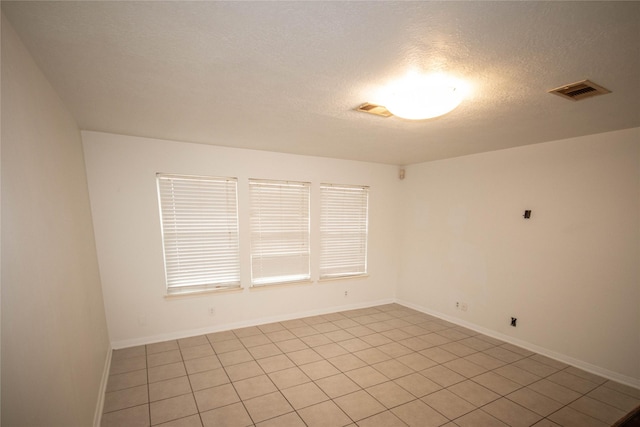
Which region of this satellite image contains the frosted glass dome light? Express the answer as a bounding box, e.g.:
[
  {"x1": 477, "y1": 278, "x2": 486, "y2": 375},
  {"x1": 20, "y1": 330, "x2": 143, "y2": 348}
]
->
[{"x1": 384, "y1": 72, "x2": 467, "y2": 120}]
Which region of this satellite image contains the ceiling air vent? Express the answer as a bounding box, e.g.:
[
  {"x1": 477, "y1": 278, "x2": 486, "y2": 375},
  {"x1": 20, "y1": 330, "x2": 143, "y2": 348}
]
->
[
  {"x1": 355, "y1": 102, "x2": 392, "y2": 117},
  {"x1": 548, "y1": 79, "x2": 611, "y2": 101}
]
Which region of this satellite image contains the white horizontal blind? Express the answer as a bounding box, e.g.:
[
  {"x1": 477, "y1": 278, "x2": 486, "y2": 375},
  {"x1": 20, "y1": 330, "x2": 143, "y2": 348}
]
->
[
  {"x1": 249, "y1": 179, "x2": 310, "y2": 285},
  {"x1": 320, "y1": 184, "x2": 369, "y2": 279},
  {"x1": 157, "y1": 174, "x2": 240, "y2": 294}
]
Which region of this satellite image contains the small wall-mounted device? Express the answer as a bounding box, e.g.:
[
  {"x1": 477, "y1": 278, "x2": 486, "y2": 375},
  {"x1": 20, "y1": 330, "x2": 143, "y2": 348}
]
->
[
  {"x1": 523, "y1": 210, "x2": 531, "y2": 219},
  {"x1": 511, "y1": 317, "x2": 517, "y2": 327}
]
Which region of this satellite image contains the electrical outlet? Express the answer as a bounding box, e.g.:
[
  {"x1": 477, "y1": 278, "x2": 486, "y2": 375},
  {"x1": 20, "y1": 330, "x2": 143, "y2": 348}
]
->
[
  {"x1": 511, "y1": 317, "x2": 517, "y2": 327},
  {"x1": 208, "y1": 307, "x2": 216, "y2": 316},
  {"x1": 456, "y1": 302, "x2": 460, "y2": 309},
  {"x1": 344, "y1": 290, "x2": 348, "y2": 297}
]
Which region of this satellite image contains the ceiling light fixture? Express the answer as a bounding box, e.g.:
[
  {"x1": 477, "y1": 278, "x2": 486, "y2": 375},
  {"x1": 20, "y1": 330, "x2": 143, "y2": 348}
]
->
[{"x1": 383, "y1": 72, "x2": 467, "y2": 120}]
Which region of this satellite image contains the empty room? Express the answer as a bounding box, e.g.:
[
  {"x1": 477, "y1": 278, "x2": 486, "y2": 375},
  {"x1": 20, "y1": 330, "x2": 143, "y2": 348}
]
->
[{"x1": 1, "y1": 2, "x2": 639, "y2": 427}]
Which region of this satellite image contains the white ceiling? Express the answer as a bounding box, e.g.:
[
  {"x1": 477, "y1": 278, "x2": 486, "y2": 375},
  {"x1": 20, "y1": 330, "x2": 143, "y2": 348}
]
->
[{"x1": 3, "y1": 1, "x2": 639, "y2": 165}]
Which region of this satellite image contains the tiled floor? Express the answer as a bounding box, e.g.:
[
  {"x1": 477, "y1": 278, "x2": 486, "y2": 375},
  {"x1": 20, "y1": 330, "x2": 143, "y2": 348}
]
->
[{"x1": 102, "y1": 304, "x2": 640, "y2": 427}]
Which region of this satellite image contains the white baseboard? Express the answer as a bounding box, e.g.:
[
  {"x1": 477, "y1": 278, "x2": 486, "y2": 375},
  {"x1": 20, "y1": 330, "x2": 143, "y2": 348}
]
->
[
  {"x1": 396, "y1": 299, "x2": 640, "y2": 389},
  {"x1": 111, "y1": 298, "x2": 395, "y2": 350},
  {"x1": 93, "y1": 345, "x2": 112, "y2": 427}
]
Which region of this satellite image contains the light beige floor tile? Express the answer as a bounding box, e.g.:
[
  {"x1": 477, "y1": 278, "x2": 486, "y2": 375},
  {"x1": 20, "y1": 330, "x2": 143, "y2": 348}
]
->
[
  {"x1": 193, "y1": 383, "x2": 240, "y2": 412},
  {"x1": 500, "y1": 343, "x2": 534, "y2": 357},
  {"x1": 178, "y1": 335, "x2": 209, "y2": 349},
  {"x1": 148, "y1": 350, "x2": 182, "y2": 368},
  {"x1": 315, "y1": 342, "x2": 350, "y2": 358},
  {"x1": 421, "y1": 388, "x2": 475, "y2": 419},
  {"x1": 243, "y1": 391, "x2": 294, "y2": 423},
  {"x1": 112, "y1": 346, "x2": 146, "y2": 361},
  {"x1": 200, "y1": 402, "x2": 252, "y2": 427},
  {"x1": 334, "y1": 390, "x2": 386, "y2": 421},
  {"x1": 217, "y1": 349, "x2": 253, "y2": 367},
  {"x1": 225, "y1": 360, "x2": 264, "y2": 381},
  {"x1": 372, "y1": 359, "x2": 414, "y2": 380},
  {"x1": 333, "y1": 318, "x2": 360, "y2": 329},
  {"x1": 316, "y1": 373, "x2": 361, "y2": 398},
  {"x1": 266, "y1": 329, "x2": 296, "y2": 342},
  {"x1": 449, "y1": 379, "x2": 500, "y2": 406},
  {"x1": 325, "y1": 329, "x2": 356, "y2": 342},
  {"x1": 513, "y1": 358, "x2": 559, "y2": 377},
  {"x1": 346, "y1": 366, "x2": 389, "y2": 388},
  {"x1": 419, "y1": 347, "x2": 458, "y2": 364},
  {"x1": 149, "y1": 376, "x2": 192, "y2": 402},
  {"x1": 531, "y1": 420, "x2": 562, "y2": 427},
  {"x1": 107, "y1": 369, "x2": 148, "y2": 392},
  {"x1": 548, "y1": 406, "x2": 608, "y2": 427},
  {"x1": 459, "y1": 337, "x2": 495, "y2": 351},
  {"x1": 483, "y1": 347, "x2": 524, "y2": 363},
  {"x1": 382, "y1": 328, "x2": 413, "y2": 342},
  {"x1": 463, "y1": 353, "x2": 506, "y2": 370},
  {"x1": 101, "y1": 404, "x2": 150, "y2": 427},
  {"x1": 483, "y1": 397, "x2": 542, "y2": 427},
  {"x1": 188, "y1": 367, "x2": 229, "y2": 391},
  {"x1": 472, "y1": 371, "x2": 521, "y2": 395},
  {"x1": 506, "y1": 387, "x2": 564, "y2": 416},
  {"x1": 357, "y1": 410, "x2": 408, "y2": 427},
  {"x1": 344, "y1": 326, "x2": 376, "y2": 338},
  {"x1": 569, "y1": 395, "x2": 626, "y2": 424},
  {"x1": 298, "y1": 400, "x2": 351, "y2": 427},
  {"x1": 391, "y1": 399, "x2": 449, "y2": 427},
  {"x1": 313, "y1": 322, "x2": 342, "y2": 333},
  {"x1": 233, "y1": 374, "x2": 277, "y2": 400},
  {"x1": 398, "y1": 336, "x2": 433, "y2": 352},
  {"x1": 440, "y1": 342, "x2": 476, "y2": 357},
  {"x1": 421, "y1": 365, "x2": 466, "y2": 387},
  {"x1": 394, "y1": 372, "x2": 442, "y2": 398},
  {"x1": 104, "y1": 384, "x2": 149, "y2": 413},
  {"x1": 258, "y1": 322, "x2": 286, "y2": 334},
  {"x1": 587, "y1": 385, "x2": 640, "y2": 412},
  {"x1": 184, "y1": 356, "x2": 221, "y2": 375},
  {"x1": 276, "y1": 338, "x2": 309, "y2": 353},
  {"x1": 396, "y1": 352, "x2": 438, "y2": 371},
  {"x1": 110, "y1": 355, "x2": 147, "y2": 375},
  {"x1": 298, "y1": 359, "x2": 340, "y2": 380},
  {"x1": 281, "y1": 318, "x2": 308, "y2": 329},
  {"x1": 366, "y1": 381, "x2": 414, "y2": 409},
  {"x1": 281, "y1": 381, "x2": 329, "y2": 409},
  {"x1": 287, "y1": 348, "x2": 324, "y2": 365},
  {"x1": 240, "y1": 334, "x2": 271, "y2": 348},
  {"x1": 290, "y1": 326, "x2": 320, "y2": 338},
  {"x1": 255, "y1": 411, "x2": 306, "y2": 427},
  {"x1": 353, "y1": 348, "x2": 392, "y2": 365},
  {"x1": 300, "y1": 334, "x2": 333, "y2": 347},
  {"x1": 547, "y1": 370, "x2": 599, "y2": 394},
  {"x1": 377, "y1": 342, "x2": 413, "y2": 358},
  {"x1": 206, "y1": 330, "x2": 236, "y2": 343},
  {"x1": 443, "y1": 358, "x2": 487, "y2": 378},
  {"x1": 268, "y1": 366, "x2": 311, "y2": 389},
  {"x1": 211, "y1": 339, "x2": 244, "y2": 354},
  {"x1": 156, "y1": 414, "x2": 203, "y2": 427},
  {"x1": 149, "y1": 362, "x2": 187, "y2": 383},
  {"x1": 529, "y1": 354, "x2": 569, "y2": 370},
  {"x1": 528, "y1": 379, "x2": 582, "y2": 404},
  {"x1": 338, "y1": 337, "x2": 372, "y2": 352},
  {"x1": 328, "y1": 353, "x2": 367, "y2": 372},
  {"x1": 180, "y1": 344, "x2": 214, "y2": 361},
  {"x1": 455, "y1": 409, "x2": 509, "y2": 427},
  {"x1": 147, "y1": 341, "x2": 179, "y2": 355},
  {"x1": 494, "y1": 364, "x2": 541, "y2": 386},
  {"x1": 257, "y1": 354, "x2": 295, "y2": 373},
  {"x1": 604, "y1": 381, "x2": 640, "y2": 399},
  {"x1": 360, "y1": 333, "x2": 394, "y2": 347},
  {"x1": 233, "y1": 326, "x2": 263, "y2": 338},
  {"x1": 150, "y1": 393, "x2": 198, "y2": 425}
]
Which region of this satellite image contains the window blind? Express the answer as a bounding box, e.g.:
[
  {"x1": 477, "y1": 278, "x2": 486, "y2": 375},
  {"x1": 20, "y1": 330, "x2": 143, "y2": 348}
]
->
[
  {"x1": 249, "y1": 179, "x2": 310, "y2": 286},
  {"x1": 157, "y1": 174, "x2": 240, "y2": 294},
  {"x1": 320, "y1": 184, "x2": 369, "y2": 279}
]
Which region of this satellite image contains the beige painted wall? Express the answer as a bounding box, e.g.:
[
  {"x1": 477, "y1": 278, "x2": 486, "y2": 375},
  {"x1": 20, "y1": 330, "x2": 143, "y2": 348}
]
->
[
  {"x1": 1, "y1": 15, "x2": 110, "y2": 426},
  {"x1": 397, "y1": 128, "x2": 640, "y2": 385},
  {"x1": 82, "y1": 131, "x2": 401, "y2": 348}
]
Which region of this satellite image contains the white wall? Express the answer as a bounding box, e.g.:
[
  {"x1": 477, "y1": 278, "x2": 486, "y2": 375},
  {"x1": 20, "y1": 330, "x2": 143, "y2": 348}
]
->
[
  {"x1": 397, "y1": 127, "x2": 640, "y2": 385},
  {"x1": 82, "y1": 131, "x2": 401, "y2": 348},
  {"x1": 1, "y1": 15, "x2": 110, "y2": 427}
]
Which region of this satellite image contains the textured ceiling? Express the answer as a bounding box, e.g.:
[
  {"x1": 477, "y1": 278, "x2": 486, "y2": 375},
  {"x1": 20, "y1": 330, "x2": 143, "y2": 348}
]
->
[{"x1": 2, "y1": 1, "x2": 639, "y2": 165}]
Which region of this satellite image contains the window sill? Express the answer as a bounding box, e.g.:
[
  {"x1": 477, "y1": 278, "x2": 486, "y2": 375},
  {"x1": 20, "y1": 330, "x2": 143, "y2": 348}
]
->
[
  {"x1": 164, "y1": 286, "x2": 243, "y2": 299},
  {"x1": 318, "y1": 274, "x2": 369, "y2": 283},
  {"x1": 250, "y1": 279, "x2": 314, "y2": 291}
]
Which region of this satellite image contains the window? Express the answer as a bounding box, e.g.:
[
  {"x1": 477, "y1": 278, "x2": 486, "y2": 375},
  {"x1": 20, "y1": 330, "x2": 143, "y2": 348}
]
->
[
  {"x1": 157, "y1": 174, "x2": 240, "y2": 294},
  {"x1": 320, "y1": 184, "x2": 369, "y2": 279},
  {"x1": 249, "y1": 179, "x2": 310, "y2": 286}
]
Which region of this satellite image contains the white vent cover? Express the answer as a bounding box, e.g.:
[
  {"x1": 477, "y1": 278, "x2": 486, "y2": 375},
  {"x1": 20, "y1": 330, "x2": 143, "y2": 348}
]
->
[{"x1": 548, "y1": 79, "x2": 611, "y2": 101}]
